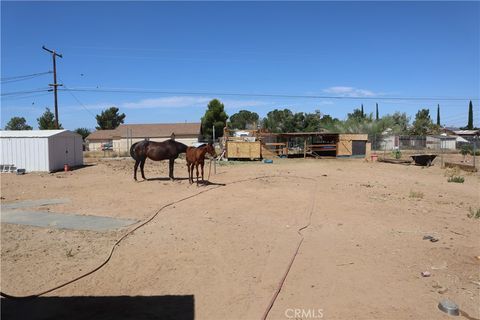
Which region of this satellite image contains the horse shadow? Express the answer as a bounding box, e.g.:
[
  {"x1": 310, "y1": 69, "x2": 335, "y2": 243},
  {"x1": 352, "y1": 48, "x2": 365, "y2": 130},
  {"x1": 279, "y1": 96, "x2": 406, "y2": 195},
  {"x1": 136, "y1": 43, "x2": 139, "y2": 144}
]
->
[
  {"x1": 197, "y1": 180, "x2": 226, "y2": 187},
  {"x1": 1, "y1": 295, "x2": 194, "y2": 320},
  {"x1": 145, "y1": 177, "x2": 190, "y2": 182}
]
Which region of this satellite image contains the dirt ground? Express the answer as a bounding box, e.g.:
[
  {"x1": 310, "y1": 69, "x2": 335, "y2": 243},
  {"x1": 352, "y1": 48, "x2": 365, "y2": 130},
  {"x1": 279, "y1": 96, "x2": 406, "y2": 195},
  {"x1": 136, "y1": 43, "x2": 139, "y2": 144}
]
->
[{"x1": 1, "y1": 156, "x2": 479, "y2": 320}]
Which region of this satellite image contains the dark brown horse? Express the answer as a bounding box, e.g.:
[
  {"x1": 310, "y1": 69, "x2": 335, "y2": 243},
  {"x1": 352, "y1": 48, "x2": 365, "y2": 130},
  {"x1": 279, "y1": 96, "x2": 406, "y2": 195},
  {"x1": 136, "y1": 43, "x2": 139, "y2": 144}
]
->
[
  {"x1": 130, "y1": 139, "x2": 188, "y2": 181},
  {"x1": 186, "y1": 143, "x2": 217, "y2": 185}
]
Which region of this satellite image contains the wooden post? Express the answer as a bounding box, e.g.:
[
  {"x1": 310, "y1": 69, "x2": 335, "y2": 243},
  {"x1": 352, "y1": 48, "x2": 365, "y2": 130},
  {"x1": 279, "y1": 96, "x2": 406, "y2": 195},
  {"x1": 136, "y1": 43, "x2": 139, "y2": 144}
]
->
[
  {"x1": 304, "y1": 137, "x2": 307, "y2": 159},
  {"x1": 42, "y1": 46, "x2": 63, "y2": 129}
]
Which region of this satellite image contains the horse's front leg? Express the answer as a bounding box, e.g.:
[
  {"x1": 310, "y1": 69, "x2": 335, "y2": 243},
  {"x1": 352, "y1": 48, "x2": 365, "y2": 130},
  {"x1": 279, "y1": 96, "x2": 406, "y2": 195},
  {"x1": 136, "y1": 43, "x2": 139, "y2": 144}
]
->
[
  {"x1": 133, "y1": 160, "x2": 140, "y2": 181},
  {"x1": 200, "y1": 162, "x2": 205, "y2": 183},
  {"x1": 187, "y1": 163, "x2": 192, "y2": 184},
  {"x1": 190, "y1": 164, "x2": 195, "y2": 184},
  {"x1": 140, "y1": 159, "x2": 147, "y2": 180},
  {"x1": 169, "y1": 158, "x2": 175, "y2": 181},
  {"x1": 195, "y1": 163, "x2": 200, "y2": 185}
]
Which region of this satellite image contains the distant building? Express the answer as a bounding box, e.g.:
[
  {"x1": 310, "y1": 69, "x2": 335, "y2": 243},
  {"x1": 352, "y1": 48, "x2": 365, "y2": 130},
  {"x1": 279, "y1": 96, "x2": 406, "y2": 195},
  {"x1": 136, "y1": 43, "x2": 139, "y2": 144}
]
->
[
  {"x1": 378, "y1": 134, "x2": 456, "y2": 151},
  {"x1": 426, "y1": 135, "x2": 456, "y2": 150},
  {"x1": 453, "y1": 129, "x2": 479, "y2": 142},
  {"x1": 86, "y1": 123, "x2": 201, "y2": 152}
]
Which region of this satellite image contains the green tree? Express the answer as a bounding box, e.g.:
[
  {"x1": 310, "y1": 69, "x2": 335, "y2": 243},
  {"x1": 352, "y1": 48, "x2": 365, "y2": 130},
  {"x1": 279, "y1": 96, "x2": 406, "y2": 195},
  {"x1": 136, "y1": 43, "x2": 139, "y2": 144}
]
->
[
  {"x1": 228, "y1": 110, "x2": 259, "y2": 130},
  {"x1": 347, "y1": 108, "x2": 366, "y2": 122},
  {"x1": 201, "y1": 99, "x2": 228, "y2": 140},
  {"x1": 95, "y1": 107, "x2": 126, "y2": 130},
  {"x1": 375, "y1": 112, "x2": 410, "y2": 134},
  {"x1": 4, "y1": 116, "x2": 33, "y2": 130},
  {"x1": 436, "y1": 104, "x2": 441, "y2": 126},
  {"x1": 262, "y1": 108, "x2": 295, "y2": 133},
  {"x1": 303, "y1": 110, "x2": 323, "y2": 132},
  {"x1": 410, "y1": 109, "x2": 434, "y2": 136},
  {"x1": 37, "y1": 107, "x2": 63, "y2": 129},
  {"x1": 376, "y1": 103, "x2": 379, "y2": 121},
  {"x1": 467, "y1": 100, "x2": 473, "y2": 130},
  {"x1": 74, "y1": 128, "x2": 91, "y2": 140},
  {"x1": 361, "y1": 104, "x2": 364, "y2": 118}
]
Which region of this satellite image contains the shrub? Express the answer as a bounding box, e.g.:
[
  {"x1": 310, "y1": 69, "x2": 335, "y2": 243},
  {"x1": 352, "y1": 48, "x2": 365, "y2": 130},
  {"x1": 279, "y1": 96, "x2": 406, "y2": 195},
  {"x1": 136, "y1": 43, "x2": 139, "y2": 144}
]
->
[
  {"x1": 392, "y1": 149, "x2": 402, "y2": 159},
  {"x1": 460, "y1": 144, "x2": 472, "y2": 156},
  {"x1": 409, "y1": 190, "x2": 424, "y2": 199},
  {"x1": 447, "y1": 176, "x2": 465, "y2": 183},
  {"x1": 467, "y1": 207, "x2": 480, "y2": 219}
]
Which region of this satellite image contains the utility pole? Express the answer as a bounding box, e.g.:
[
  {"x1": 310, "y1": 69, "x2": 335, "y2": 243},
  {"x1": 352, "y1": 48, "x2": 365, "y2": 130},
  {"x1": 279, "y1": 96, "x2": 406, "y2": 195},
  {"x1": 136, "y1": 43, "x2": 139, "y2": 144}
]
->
[{"x1": 42, "y1": 46, "x2": 63, "y2": 129}]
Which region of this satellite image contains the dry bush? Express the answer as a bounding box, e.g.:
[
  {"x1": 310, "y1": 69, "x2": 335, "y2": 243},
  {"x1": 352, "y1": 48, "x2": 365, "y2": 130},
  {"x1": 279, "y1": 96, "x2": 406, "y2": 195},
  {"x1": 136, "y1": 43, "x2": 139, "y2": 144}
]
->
[{"x1": 409, "y1": 190, "x2": 424, "y2": 199}]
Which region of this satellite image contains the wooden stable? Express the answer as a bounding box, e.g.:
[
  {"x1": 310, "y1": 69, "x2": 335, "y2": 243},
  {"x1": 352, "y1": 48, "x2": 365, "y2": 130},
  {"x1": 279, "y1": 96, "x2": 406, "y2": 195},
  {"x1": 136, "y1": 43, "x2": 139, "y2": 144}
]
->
[
  {"x1": 336, "y1": 134, "x2": 369, "y2": 157},
  {"x1": 222, "y1": 128, "x2": 369, "y2": 160},
  {"x1": 225, "y1": 141, "x2": 262, "y2": 159}
]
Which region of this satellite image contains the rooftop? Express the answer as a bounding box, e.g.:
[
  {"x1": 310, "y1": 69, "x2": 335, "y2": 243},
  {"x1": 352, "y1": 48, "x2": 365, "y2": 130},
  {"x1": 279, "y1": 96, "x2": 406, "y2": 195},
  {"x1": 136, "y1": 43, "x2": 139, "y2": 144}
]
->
[
  {"x1": 453, "y1": 130, "x2": 479, "y2": 135},
  {"x1": 0, "y1": 130, "x2": 76, "y2": 138},
  {"x1": 86, "y1": 123, "x2": 201, "y2": 141}
]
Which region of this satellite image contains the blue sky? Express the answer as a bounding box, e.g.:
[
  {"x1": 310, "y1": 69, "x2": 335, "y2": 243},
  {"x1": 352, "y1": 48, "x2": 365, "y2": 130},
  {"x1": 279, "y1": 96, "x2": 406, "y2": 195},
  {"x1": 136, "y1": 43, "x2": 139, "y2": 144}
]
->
[{"x1": 1, "y1": 1, "x2": 479, "y2": 130}]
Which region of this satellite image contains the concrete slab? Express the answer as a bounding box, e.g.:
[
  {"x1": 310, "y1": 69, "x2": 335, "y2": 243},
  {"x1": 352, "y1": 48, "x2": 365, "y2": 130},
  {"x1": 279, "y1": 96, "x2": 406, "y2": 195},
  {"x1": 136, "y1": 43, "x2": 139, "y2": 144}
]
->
[
  {"x1": 1, "y1": 198, "x2": 70, "y2": 210},
  {"x1": 1, "y1": 210, "x2": 137, "y2": 232}
]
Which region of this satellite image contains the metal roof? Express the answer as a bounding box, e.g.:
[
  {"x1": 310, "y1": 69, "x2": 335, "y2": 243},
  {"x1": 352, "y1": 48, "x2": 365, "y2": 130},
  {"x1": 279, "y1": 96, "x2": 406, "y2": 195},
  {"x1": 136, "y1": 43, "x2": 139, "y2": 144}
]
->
[
  {"x1": 86, "y1": 123, "x2": 201, "y2": 140},
  {"x1": 0, "y1": 130, "x2": 72, "y2": 138},
  {"x1": 453, "y1": 130, "x2": 479, "y2": 135}
]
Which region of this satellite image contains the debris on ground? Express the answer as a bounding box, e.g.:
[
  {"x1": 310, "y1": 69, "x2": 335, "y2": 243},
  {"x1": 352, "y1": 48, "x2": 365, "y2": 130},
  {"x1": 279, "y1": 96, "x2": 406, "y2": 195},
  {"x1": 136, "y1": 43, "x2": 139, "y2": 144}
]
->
[
  {"x1": 423, "y1": 235, "x2": 439, "y2": 242},
  {"x1": 438, "y1": 299, "x2": 460, "y2": 316}
]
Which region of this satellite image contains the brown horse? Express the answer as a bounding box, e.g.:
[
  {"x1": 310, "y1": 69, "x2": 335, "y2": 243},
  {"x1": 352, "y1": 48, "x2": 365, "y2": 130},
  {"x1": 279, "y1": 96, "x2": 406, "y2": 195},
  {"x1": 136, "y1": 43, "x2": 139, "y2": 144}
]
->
[
  {"x1": 130, "y1": 139, "x2": 188, "y2": 181},
  {"x1": 186, "y1": 143, "x2": 217, "y2": 185}
]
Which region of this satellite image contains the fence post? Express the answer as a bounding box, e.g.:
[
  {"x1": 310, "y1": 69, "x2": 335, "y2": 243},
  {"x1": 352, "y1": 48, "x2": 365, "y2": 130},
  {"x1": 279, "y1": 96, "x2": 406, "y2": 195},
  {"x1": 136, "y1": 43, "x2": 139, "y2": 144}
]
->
[
  {"x1": 474, "y1": 136, "x2": 477, "y2": 169},
  {"x1": 383, "y1": 138, "x2": 386, "y2": 159},
  {"x1": 440, "y1": 138, "x2": 444, "y2": 168}
]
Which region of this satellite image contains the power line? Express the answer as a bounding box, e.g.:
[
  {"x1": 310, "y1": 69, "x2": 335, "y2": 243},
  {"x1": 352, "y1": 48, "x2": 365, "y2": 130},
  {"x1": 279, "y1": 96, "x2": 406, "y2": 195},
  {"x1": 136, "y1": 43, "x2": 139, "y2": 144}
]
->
[
  {"x1": 1, "y1": 71, "x2": 52, "y2": 82},
  {"x1": 59, "y1": 87, "x2": 479, "y2": 102},
  {"x1": 1, "y1": 92, "x2": 51, "y2": 101},
  {"x1": 1, "y1": 88, "x2": 51, "y2": 97},
  {"x1": 61, "y1": 82, "x2": 96, "y2": 118}
]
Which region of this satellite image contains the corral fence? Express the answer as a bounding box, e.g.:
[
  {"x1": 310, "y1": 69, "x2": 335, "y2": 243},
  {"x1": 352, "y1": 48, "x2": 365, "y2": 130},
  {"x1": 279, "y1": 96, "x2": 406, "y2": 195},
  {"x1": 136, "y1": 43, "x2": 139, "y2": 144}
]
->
[{"x1": 369, "y1": 134, "x2": 479, "y2": 169}]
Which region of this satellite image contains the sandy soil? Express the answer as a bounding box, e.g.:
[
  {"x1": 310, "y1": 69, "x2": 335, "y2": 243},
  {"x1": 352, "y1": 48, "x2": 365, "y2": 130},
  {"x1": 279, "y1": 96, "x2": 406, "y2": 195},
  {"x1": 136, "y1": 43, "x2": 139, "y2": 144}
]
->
[{"x1": 1, "y1": 157, "x2": 479, "y2": 320}]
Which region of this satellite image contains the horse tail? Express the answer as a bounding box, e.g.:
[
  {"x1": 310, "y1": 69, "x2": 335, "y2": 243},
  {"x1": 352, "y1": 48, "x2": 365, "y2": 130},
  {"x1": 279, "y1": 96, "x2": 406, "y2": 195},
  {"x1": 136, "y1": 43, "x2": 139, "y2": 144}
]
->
[{"x1": 130, "y1": 140, "x2": 149, "y2": 161}]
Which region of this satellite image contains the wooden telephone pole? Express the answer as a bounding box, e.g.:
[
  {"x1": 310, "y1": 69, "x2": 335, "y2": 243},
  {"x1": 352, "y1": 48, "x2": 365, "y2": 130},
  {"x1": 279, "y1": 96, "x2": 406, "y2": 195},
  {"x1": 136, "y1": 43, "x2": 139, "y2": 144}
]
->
[{"x1": 42, "y1": 46, "x2": 63, "y2": 129}]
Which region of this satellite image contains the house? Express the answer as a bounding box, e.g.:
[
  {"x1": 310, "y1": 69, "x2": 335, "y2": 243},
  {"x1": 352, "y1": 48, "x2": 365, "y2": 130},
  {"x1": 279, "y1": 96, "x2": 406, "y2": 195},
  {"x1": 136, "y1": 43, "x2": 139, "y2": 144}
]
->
[
  {"x1": 86, "y1": 123, "x2": 201, "y2": 152},
  {"x1": 0, "y1": 130, "x2": 83, "y2": 172},
  {"x1": 453, "y1": 130, "x2": 479, "y2": 142}
]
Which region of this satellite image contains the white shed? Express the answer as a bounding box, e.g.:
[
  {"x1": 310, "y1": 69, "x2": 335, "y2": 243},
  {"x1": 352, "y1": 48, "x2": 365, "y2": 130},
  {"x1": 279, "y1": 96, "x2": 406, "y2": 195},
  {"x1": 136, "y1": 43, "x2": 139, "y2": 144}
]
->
[
  {"x1": 0, "y1": 130, "x2": 83, "y2": 172},
  {"x1": 426, "y1": 135, "x2": 457, "y2": 150}
]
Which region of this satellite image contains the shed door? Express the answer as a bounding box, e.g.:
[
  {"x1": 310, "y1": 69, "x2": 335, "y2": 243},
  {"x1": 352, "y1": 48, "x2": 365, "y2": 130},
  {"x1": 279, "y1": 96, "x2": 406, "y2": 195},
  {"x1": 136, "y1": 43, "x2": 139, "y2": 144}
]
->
[
  {"x1": 352, "y1": 141, "x2": 366, "y2": 155},
  {"x1": 51, "y1": 136, "x2": 74, "y2": 171}
]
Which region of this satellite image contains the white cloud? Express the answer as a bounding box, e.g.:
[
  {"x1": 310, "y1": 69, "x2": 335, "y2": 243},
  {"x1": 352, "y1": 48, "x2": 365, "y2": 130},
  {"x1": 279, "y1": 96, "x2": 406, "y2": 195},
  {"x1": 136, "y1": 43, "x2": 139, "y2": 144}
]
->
[
  {"x1": 121, "y1": 96, "x2": 211, "y2": 109},
  {"x1": 323, "y1": 86, "x2": 377, "y2": 97},
  {"x1": 65, "y1": 95, "x2": 269, "y2": 115},
  {"x1": 119, "y1": 95, "x2": 268, "y2": 110},
  {"x1": 221, "y1": 98, "x2": 269, "y2": 109}
]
